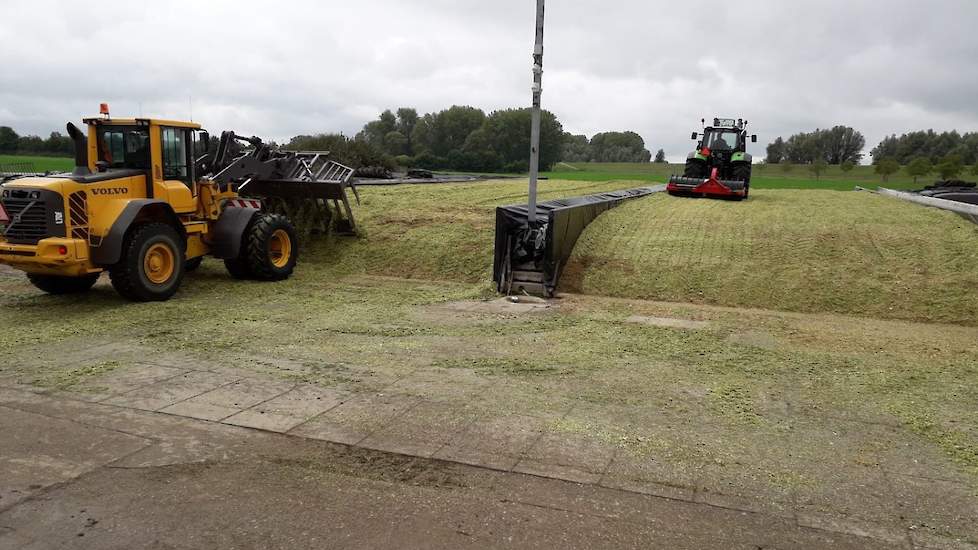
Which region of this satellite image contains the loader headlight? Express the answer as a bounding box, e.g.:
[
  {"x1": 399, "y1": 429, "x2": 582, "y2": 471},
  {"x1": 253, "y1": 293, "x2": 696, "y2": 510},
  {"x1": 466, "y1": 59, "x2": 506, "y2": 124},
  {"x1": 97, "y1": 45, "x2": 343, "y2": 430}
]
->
[{"x1": 30, "y1": 191, "x2": 40, "y2": 199}]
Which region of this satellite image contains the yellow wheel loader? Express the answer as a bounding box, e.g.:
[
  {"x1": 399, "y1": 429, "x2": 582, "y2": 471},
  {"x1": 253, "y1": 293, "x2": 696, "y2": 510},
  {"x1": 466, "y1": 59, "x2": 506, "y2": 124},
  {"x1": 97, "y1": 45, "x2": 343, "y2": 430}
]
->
[{"x1": 0, "y1": 106, "x2": 357, "y2": 302}]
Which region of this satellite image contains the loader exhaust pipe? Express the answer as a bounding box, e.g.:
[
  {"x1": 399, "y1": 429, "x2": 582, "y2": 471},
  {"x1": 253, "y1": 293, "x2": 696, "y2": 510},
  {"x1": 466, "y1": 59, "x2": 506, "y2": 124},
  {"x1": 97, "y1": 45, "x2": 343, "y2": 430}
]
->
[{"x1": 66, "y1": 122, "x2": 91, "y2": 176}]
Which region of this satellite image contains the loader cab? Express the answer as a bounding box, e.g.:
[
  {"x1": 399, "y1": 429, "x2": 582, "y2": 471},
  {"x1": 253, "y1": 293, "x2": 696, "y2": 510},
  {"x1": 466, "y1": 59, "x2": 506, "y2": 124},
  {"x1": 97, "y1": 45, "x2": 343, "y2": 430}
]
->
[
  {"x1": 94, "y1": 125, "x2": 151, "y2": 171},
  {"x1": 84, "y1": 116, "x2": 208, "y2": 213}
]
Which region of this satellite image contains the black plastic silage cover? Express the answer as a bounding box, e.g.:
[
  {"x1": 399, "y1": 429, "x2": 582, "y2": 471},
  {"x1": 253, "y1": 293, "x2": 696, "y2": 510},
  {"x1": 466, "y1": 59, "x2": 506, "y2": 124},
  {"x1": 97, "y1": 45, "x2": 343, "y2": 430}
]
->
[{"x1": 493, "y1": 186, "x2": 660, "y2": 294}]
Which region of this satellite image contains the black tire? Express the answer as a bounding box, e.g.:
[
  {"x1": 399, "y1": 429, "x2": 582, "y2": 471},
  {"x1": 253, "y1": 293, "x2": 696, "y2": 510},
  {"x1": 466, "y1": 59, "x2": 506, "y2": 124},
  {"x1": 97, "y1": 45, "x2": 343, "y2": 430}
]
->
[
  {"x1": 683, "y1": 158, "x2": 708, "y2": 179},
  {"x1": 732, "y1": 163, "x2": 752, "y2": 184},
  {"x1": 241, "y1": 213, "x2": 299, "y2": 281},
  {"x1": 185, "y1": 257, "x2": 203, "y2": 272},
  {"x1": 27, "y1": 273, "x2": 100, "y2": 295},
  {"x1": 224, "y1": 257, "x2": 252, "y2": 280},
  {"x1": 109, "y1": 223, "x2": 186, "y2": 302}
]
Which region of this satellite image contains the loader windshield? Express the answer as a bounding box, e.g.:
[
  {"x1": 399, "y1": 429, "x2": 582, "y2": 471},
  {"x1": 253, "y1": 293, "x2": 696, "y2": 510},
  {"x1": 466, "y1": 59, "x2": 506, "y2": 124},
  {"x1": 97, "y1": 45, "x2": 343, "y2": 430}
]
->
[
  {"x1": 704, "y1": 130, "x2": 740, "y2": 150},
  {"x1": 97, "y1": 126, "x2": 150, "y2": 170}
]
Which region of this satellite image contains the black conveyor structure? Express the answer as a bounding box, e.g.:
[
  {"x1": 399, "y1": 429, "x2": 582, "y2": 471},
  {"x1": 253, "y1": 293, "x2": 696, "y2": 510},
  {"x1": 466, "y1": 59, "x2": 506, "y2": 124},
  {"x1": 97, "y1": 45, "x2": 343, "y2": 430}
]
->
[{"x1": 493, "y1": 186, "x2": 662, "y2": 297}]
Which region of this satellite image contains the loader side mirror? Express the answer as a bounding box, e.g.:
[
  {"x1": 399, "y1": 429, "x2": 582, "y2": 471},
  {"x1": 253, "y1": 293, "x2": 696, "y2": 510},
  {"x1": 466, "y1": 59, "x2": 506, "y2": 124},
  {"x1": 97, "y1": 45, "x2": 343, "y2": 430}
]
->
[
  {"x1": 198, "y1": 131, "x2": 210, "y2": 154},
  {"x1": 751, "y1": 135, "x2": 758, "y2": 143},
  {"x1": 691, "y1": 132, "x2": 699, "y2": 140}
]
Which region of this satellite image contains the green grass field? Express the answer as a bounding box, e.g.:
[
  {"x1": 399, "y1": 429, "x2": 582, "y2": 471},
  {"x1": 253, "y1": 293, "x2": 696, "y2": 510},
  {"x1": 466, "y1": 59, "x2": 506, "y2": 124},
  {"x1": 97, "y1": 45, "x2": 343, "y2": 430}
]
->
[
  {"x1": 565, "y1": 189, "x2": 978, "y2": 325},
  {"x1": 0, "y1": 154, "x2": 73, "y2": 173},
  {"x1": 545, "y1": 162, "x2": 926, "y2": 191},
  {"x1": 0, "y1": 155, "x2": 939, "y2": 192}
]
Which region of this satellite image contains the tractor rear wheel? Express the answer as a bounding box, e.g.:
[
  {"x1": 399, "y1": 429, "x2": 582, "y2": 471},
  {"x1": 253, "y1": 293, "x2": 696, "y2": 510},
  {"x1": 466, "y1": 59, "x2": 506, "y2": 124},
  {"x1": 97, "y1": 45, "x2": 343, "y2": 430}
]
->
[
  {"x1": 109, "y1": 223, "x2": 186, "y2": 302},
  {"x1": 732, "y1": 163, "x2": 752, "y2": 184},
  {"x1": 683, "y1": 158, "x2": 708, "y2": 179},
  {"x1": 27, "y1": 273, "x2": 100, "y2": 295},
  {"x1": 225, "y1": 213, "x2": 298, "y2": 281}
]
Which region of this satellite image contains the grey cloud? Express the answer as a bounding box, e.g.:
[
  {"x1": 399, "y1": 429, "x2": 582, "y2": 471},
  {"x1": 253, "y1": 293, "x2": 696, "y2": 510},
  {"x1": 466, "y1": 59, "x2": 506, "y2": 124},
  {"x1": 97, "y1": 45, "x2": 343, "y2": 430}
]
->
[{"x1": 1, "y1": 0, "x2": 976, "y2": 162}]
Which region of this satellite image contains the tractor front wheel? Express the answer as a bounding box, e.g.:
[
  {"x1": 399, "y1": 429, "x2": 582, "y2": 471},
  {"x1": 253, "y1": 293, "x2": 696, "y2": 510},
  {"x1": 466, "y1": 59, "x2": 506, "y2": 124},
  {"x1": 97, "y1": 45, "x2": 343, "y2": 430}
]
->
[
  {"x1": 27, "y1": 273, "x2": 100, "y2": 295},
  {"x1": 109, "y1": 223, "x2": 186, "y2": 302},
  {"x1": 224, "y1": 213, "x2": 298, "y2": 281}
]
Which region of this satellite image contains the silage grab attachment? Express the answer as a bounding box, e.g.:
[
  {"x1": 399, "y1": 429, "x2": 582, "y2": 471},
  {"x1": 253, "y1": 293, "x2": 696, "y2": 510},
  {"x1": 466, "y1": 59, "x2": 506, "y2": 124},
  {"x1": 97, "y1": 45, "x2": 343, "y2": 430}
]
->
[
  {"x1": 205, "y1": 132, "x2": 360, "y2": 235},
  {"x1": 493, "y1": 186, "x2": 662, "y2": 297}
]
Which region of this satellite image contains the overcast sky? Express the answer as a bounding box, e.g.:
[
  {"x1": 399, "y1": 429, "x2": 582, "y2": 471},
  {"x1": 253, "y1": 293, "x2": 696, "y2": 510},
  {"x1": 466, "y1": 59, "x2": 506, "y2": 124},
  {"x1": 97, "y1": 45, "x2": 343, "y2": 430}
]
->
[{"x1": 2, "y1": 0, "x2": 976, "y2": 162}]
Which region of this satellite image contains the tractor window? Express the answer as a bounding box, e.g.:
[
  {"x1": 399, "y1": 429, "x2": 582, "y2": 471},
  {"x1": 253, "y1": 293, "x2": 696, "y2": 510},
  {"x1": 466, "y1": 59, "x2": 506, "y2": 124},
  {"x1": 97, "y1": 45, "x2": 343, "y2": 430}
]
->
[
  {"x1": 705, "y1": 131, "x2": 740, "y2": 150},
  {"x1": 96, "y1": 126, "x2": 150, "y2": 170},
  {"x1": 161, "y1": 127, "x2": 192, "y2": 187}
]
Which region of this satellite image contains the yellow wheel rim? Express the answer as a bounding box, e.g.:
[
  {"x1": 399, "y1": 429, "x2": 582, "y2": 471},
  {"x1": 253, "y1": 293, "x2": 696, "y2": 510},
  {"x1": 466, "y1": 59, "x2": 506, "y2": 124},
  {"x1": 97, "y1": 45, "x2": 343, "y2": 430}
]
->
[
  {"x1": 269, "y1": 229, "x2": 292, "y2": 269},
  {"x1": 144, "y1": 243, "x2": 175, "y2": 285}
]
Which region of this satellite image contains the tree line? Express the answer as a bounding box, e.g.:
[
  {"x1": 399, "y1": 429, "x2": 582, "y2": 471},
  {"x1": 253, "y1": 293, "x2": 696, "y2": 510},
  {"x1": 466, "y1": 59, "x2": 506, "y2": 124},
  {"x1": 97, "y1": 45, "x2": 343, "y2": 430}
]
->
[
  {"x1": 354, "y1": 106, "x2": 657, "y2": 172},
  {"x1": 0, "y1": 126, "x2": 75, "y2": 156},
  {"x1": 561, "y1": 132, "x2": 654, "y2": 163},
  {"x1": 764, "y1": 126, "x2": 865, "y2": 165},
  {"x1": 354, "y1": 106, "x2": 564, "y2": 173},
  {"x1": 870, "y1": 130, "x2": 978, "y2": 165}
]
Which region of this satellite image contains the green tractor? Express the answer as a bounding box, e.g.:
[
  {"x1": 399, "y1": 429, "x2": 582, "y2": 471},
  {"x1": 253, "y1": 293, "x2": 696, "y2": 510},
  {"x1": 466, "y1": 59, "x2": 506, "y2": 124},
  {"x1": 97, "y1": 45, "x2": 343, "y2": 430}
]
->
[{"x1": 667, "y1": 117, "x2": 757, "y2": 200}]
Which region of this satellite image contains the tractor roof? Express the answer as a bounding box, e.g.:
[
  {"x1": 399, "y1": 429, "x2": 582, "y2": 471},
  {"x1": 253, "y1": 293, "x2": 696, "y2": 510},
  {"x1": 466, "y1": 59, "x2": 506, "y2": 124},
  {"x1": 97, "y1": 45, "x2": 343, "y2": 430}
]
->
[{"x1": 711, "y1": 117, "x2": 746, "y2": 130}]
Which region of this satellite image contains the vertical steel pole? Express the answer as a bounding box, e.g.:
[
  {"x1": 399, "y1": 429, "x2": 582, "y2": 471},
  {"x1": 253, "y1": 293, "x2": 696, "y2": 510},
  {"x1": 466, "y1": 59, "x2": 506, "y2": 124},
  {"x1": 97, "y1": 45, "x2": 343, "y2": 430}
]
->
[{"x1": 527, "y1": 0, "x2": 545, "y2": 224}]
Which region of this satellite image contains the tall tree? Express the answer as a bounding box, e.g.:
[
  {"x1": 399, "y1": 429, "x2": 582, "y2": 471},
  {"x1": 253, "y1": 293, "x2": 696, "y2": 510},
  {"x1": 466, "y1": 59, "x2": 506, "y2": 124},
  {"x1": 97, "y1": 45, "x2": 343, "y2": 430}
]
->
[
  {"x1": 482, "y1": 108, "x2": 564, "y2": 171},
  {"x1": 0, "y1": 126, "x2": 19, "y2": 153},
  {"x1": 654, "y1": 149, "x2": 667, "y2": 163},
  {"x1": 772, "y1": 126, "x2": 865, "y2": 164},
  {"x1": 395, "y1": 107, "x2": 419, "y2": 152},
  {"x1": 560, "y1": 133, "x2": 590, "y2": 163},
  {"x1": 589, "y1": 131, "x2": 651, "y2": 162},
  {"x1": 765, "y1": 137, "x2": 786, "y2": 164}
]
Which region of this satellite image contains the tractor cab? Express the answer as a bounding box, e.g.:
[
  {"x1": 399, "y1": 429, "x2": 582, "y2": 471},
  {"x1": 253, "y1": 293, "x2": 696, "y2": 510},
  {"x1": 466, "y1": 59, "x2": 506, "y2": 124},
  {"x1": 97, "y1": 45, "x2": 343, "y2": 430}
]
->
[
  {"x1": 693, "y1": 118, "x2": 756, "y2": 154},
  {"x1": 701, "y1": 128, "x2": 743, "y2": 151}
]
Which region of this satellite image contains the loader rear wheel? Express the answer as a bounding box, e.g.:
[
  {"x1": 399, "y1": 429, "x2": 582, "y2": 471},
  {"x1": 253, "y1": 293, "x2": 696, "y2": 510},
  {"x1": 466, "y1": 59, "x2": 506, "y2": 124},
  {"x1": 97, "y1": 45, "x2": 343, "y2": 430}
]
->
[
  {"x1": 27, "y1": 273, "x2": 100, "y2": 295},
  {"x1": 109, "y1": 223, "x2": 185, "y2": 302},
  {"x1": 225, "y1": 213, "x2": 298, "y2": 281}
]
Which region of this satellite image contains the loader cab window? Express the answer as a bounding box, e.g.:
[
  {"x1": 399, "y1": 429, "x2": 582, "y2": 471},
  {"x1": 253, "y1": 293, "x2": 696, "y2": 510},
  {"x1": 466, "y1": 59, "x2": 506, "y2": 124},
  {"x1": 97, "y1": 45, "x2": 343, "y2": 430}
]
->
[
  {"x1": 161, "y1": 127, "x2": 193, "y2": 187},
  {"x1": 96, "y1": 126, "x2": 150, "y2": 170},
  {"x1": 704, "y1": 130, "x2": 741, "y2": 150}
]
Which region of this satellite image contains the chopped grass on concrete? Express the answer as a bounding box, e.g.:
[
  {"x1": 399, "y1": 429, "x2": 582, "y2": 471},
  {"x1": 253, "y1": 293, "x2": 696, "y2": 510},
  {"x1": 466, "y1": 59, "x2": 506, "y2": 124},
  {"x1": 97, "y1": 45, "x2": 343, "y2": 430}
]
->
[
  {"x1": 565, "y1": 189, "x2": 978, "y2": 325},
  {"x1": 31, "y1": 361, "x2": 121, "y2": 391}
]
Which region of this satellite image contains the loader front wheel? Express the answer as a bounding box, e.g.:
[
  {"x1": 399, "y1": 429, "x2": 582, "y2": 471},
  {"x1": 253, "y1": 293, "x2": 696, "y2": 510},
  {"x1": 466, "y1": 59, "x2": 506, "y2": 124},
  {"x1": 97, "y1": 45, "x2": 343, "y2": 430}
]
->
[
  {"x1": 109, "y1": 223, "x2": 185, "y2": 302},
  {"x1": 27, "y1": 273, "x2": 100, "y2": 295},
  {"x1": 233, "y1": 213, "x2": 298, "y2": 281}
]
